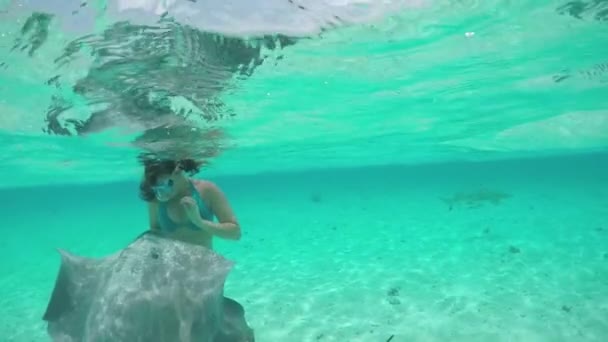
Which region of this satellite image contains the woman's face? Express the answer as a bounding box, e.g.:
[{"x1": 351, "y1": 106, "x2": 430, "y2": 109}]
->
[{"x1": 152, "y1": 172, "x2": 180, "y2": 202}]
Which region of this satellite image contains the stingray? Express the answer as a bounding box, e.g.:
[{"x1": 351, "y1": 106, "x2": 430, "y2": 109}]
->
[{"x1": 42, "y1": 231, "x2": 254, "y2": 342}]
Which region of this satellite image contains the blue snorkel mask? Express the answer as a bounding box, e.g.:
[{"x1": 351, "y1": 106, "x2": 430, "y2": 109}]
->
[{"x1": 152, "y1": 178, "x2": 174, "y2": 201}]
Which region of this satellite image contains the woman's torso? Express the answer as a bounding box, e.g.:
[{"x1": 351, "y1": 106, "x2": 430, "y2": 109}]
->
[{"x1": 156, "y1": 180, "x2": 215, "y2": 247}]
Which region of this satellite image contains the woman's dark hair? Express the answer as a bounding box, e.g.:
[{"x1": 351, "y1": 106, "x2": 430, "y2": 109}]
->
[{"x1": 138, "y1": 158, "x2": 203, "y2": 202}]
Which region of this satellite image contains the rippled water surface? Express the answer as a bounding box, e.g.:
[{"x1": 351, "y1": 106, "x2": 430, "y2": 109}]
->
[{"x1": 0, "y1": 0, "x2": 607, "y2": 186}]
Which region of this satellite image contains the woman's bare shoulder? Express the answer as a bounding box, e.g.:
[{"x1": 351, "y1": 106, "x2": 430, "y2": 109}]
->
[{"x1": 192, "y1": 179, "x2": 219, "y2": 194}]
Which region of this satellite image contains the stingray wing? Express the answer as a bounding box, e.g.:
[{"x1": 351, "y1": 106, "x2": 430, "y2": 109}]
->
[
  {"x1": 43, "y1": 248, "x2": 111, "y2": 340},
  {"x1": 43, "y1": 232, "x2": 254, "y2": 342}
]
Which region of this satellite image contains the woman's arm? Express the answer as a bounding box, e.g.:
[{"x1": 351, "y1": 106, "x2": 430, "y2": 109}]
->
[{"x1": 191, "y1": 182, "x2": 241, "y2": 240}]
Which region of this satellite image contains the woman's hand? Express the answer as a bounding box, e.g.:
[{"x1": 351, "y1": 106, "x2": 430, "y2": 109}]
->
[{"x1": 180, "y1": 196, "x2": 201, "y2": 223}]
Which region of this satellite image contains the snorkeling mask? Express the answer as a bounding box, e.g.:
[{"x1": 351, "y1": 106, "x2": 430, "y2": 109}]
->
[{"x1": 152, "y1": 178, "x2": 174, "y2": 200}]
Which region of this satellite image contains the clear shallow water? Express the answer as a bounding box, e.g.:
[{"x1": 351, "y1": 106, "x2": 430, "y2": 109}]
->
[
  {"x1": 0, "y1": 0, "x2": 607, "y2": 341},
  {"x1": 1, "y1": 154, "x2": 607, "y2": 341}
]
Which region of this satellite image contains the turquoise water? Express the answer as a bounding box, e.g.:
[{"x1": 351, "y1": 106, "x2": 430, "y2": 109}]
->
[
  {"x1": 1, "y1": 0, "x2": 608, "y2": 341},
  {"x1": 2, "y1": 154, "x2": 608, "y2": 341}
]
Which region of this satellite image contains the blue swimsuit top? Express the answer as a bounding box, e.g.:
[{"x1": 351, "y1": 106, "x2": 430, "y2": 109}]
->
[{"x1": 157, "y1": 180, "x2": 214, "y2": 232}]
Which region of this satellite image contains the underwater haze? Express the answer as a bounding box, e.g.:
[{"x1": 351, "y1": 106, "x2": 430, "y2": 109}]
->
[{"x1": 1, "y1": 0, "x2": 607, "y2": 341}]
